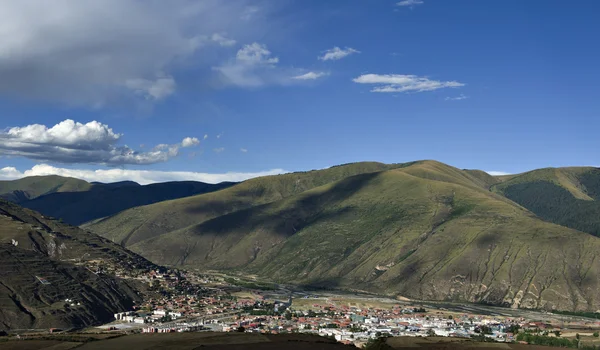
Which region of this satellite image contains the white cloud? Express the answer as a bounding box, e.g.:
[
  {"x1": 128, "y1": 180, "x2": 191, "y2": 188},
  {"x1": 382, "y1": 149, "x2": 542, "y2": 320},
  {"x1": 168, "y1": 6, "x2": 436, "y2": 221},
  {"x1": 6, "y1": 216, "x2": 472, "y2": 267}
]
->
[
  {"x1": 181, "y1": 137, "x2": 200, "y2": 148},
  {"x1": 397, "y1": 0, "x2": 424, "y2": 7},
  {"x1": 213, "y1": 147, "x2": 225, "y2": 153},
  {"x1": 125, "y1": 76, "x2": 176, "y2": 100},
  {"x1": 203, "y1": 134, "x2": 209, "y2": 140},
  {"x1": 292, "y1": 71, "x2": 329, "y2": 80},
  {"x1": 240, "y1": 148, "x2": 248, "y2": 153},
  {"x1": 0, "y1": 164, "x2": 287, "y2": 185},
  {"x1": 0, "y1": 119, "x2": 193, "y2": 165},
  {"x1": 353, "y1": 74, "x2": 464, "y2": 93},
  {"x1": 445, "y1": 94, "x2": 469, "y2": 101},
  {"x1": 210, "y1": 33, "x2": 237, "y2": 47},
  {"x1": 318, "y1": 47, "x2": 360, "y2": 61},
  {"x1": 216, "y1": 133, "x2": 223, "y2": 139},
  {"x1": 0, "y1": 0, "x2": 260, "y2": 106},
  {"x1": 486, "y1": 171, "x2": 511, "y2": 176},
  {"x1": 0, "y1": 166, "x2": 23, "y2": 180},
  {"x1": 214, "y1": 42, "x2": 288, "y2": 87},
  {"x1": 240, "y1": 6, "x2": 259, "y2": 21}
]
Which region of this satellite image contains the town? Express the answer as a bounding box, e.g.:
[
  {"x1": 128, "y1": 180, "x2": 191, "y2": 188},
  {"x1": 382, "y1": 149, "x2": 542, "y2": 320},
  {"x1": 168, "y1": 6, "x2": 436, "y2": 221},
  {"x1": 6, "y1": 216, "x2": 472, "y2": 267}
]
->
[{"x1": 97, "y1": 267, "x2": 600, "y2": 349}]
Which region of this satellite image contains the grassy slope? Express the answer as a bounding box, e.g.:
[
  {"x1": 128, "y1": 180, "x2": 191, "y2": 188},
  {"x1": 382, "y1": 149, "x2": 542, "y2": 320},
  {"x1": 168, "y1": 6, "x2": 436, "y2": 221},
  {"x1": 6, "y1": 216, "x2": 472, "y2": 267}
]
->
[
  {"x1": 491, "y1": 167, "x2": 600, "y2": 236},
  {"x1": 0, "y1": 200, "x2": 155, "y2": 331},
  {"x1": 493, "y1": 167, "x2": 597, "y2": 200},
  {"x1": 23, "y1": 181, "x2": 236, "y2": 226},
  {"x1": 0, "y1": 175, "x2": 92, "y2": 203},
  {"x1": 128, "y1": 161, "x2": 600, "y2": 311},
  {"x1": 86, "y1": 161, "x2": 416, "y2": 246}
]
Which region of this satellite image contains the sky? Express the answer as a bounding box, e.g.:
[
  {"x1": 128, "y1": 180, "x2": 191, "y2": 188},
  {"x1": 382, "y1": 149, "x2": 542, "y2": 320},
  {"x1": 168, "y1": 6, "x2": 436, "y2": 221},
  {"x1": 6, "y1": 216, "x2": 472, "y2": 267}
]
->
[{"x1": 0, "y1": 0, "x2": 598, "y2": 184}]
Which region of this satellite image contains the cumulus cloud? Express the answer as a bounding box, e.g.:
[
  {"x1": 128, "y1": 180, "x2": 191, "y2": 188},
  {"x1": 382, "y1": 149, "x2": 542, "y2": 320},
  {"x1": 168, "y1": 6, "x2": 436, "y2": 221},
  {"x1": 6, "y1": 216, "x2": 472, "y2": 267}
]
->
[
  {"x1": 353, "y1": 74, "x2": 465, "y2": 93},
  {"x1": 292, "y1": 71, "x2": 329, "y2": 80},
  {"x1": 397, "y1": 0, "x2": 424, "y2": 7},
  {"x1": 0, "y1": 164, "x2": 287, "y2": 185},
  {"x1": 181, "y1": 137, "x2": 200, "y2": 148},
  {"x1": 0, "y1": 0, "x2": 258, "y2": 106},
  {"x1": 445, "y1": 94, "x2": 469, "y2": 101},
  {"x1": 318, "y1": 47, "x2": 360, "y2": 61},
  {"x1": 0, "y1": 119, "x2": 198, "y2": 165},
  {"x1": 204, "y1": 134, "x2": 209, "y2": 140},
  {"x1": 486, "y1": 171, "x2": 511, "y2": 176}
]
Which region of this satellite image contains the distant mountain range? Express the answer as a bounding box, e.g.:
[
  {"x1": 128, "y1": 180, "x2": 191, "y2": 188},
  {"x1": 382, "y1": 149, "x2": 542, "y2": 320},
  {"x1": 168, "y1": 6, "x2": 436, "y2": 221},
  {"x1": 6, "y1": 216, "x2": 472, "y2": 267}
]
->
[
  {"x1": 3, "y1": 160, "x2": 600, "y2": 313},
  {"x1": 0, "y1": 177, "x2": 236, "y2": 225},
  {"x1": 0, "y1": 199, "x2": 158, "y2": 331}
]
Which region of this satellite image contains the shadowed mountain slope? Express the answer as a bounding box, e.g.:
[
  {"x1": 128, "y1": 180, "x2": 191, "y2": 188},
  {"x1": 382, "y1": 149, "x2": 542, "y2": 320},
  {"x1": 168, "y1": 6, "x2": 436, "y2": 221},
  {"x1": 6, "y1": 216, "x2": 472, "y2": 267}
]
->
[
  {"x1": 86, "y1": 161, "x2": 417, "y2": 247},
  {"x1": 491, "y1": 167, "x2": 600, "y2": 236},
  {"x1": 0, "y1": 200, "x2": 157, "y2": 331},
  {"x1": 23, "y1": 180, "x2": 236, "y2": 226},
  {"x1": 90, "y1": 160, "x2": 600, "y2": 311}
]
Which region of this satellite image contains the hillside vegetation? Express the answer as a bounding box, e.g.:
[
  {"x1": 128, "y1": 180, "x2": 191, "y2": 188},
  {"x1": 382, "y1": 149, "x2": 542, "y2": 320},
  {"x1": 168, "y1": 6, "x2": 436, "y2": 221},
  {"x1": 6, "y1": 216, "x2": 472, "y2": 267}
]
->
[
  {"x1": 86, "y1": 162, "x2": 415, "y2": 247},
  {"x1": 0, "y1": 175, "x2": 92, "y2": 203},
  {"x1": 89, "y1": 160, "x2": 600, "y2": 312},
  {"x1": 492, "y1": 167, "x2": 600, "y2": 236},
  {"x1": 23, "y1": 180, "x2": 236, "y2": 226},
  {"x1": 0, "y1": 200, "x2": 156, "y2": 331}
]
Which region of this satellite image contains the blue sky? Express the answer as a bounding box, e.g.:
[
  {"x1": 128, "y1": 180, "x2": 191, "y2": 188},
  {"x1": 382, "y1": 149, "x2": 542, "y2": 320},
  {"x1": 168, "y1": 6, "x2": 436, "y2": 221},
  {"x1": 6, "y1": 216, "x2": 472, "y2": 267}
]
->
[{"x1": 0, "y1": 0, "x2": 598, "y2": 184}]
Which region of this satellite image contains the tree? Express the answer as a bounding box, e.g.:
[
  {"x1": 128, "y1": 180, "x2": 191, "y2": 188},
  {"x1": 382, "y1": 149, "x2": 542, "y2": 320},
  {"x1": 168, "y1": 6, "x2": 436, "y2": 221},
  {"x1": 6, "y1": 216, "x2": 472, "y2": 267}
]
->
[
  {"x1": 285, "y1": 312, "x2": 292, "y2": 321},
  {"x1": 427, "y1": 329, "x2": 436, "y2": 337},
  {"x1": 593, "y1": 332, "x2": 599, "y2": 338},
  {"x1": 237, "y1": 326, "x2": 245, "y2": 332},
  {"x1": 554, "y1": 330, "x2": 561, "y2": 337}
]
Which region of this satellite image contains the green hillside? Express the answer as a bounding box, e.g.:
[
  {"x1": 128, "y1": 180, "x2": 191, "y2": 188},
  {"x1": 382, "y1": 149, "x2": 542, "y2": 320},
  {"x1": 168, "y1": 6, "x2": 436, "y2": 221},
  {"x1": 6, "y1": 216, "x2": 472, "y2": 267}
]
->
[
  {"x1": 0, "y1": 200, "x2": 157, "y2": 331},
  {"x1": 86, "y1": 161, "x2": 416, "y2": 247},
  {"x1": 23, "y1": 180, "x2": 236, "y2": 226},
  {"x1": 492, "y1": 167, "x2": 600, "y2": 236},
  {"x1": 0, "y1": 175, "x2": 92, "y2": 203},
  {"x1": 91, "y1": 160, "x2": 600, "y2": 312}
]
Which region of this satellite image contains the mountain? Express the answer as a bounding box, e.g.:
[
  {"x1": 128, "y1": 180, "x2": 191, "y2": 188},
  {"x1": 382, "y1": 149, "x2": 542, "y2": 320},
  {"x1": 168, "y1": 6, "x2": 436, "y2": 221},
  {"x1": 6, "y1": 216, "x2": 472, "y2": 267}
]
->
[
  {"x1": 0, "y1": 200, "x2": 157, "y2": 331},
  {"x1": 23, "y1": 180, "x2": 236, "y2": 226},
  {"x1": 491, "y1": 167, "x2": 600, "y2": 237},
  {"x1": 88, "y1": 160, "x2": 600, "y2": 312},
  {"x1": 0, "y1": 175, "x2": 92, "y2": 203},
  {"x1": 85, "y1": 162, "x2": 414, "y2": 247}
]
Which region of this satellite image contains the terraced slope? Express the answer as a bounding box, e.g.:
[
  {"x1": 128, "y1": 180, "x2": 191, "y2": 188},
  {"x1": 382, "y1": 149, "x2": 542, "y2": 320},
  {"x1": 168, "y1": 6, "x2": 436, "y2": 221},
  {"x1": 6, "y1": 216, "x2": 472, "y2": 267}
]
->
[
  {"x1": 0, "y1": 200, "x2": 156, "y2": 331},
  {"x1": 86, "y1": 162, "x2": 416, "y2": 247},
  {"x1": 492, "y1": 167, "x2": 600, "y2": 236},
  {"x1": 0, "y1": 175, "x2": 92, "y2": 203},
  {"x1": 115, "y1": 161, "x2": 600, "y2": 311}
]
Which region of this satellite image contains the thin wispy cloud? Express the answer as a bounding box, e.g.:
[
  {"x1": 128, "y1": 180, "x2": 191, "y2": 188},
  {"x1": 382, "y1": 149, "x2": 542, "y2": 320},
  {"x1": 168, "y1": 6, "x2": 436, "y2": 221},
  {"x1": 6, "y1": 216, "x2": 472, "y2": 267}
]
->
[
  {"x1": 397, "y1": 0, "x2": 424, "y2": 7},
  {"x1": 240, "y1": 148, "x2": 248, "y2": 153},
  {"x1": 0, "y1": 164, "x2": 287, "y2": 185},
  {"x1": 214, "y1": 43, "x2": 292, "y2": 87},
  {"x1": 445, "y1": 94, "x2": 469, "y2": 101},
  {"x1": 213, "y1": 147, "x2": 225, "y2": 153},
  {"x1": 318, "y1": 47, "x2": 360, "y2": 61},
  {"x1": 0, "y1": 119, "x2": 198, "y2": 165},
  {"x1": 292, "y1": 71, "x2": 329, "y2": 80},
  {"x1": 353, "y1": 74, "x2": 464, "y2": 93}
]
